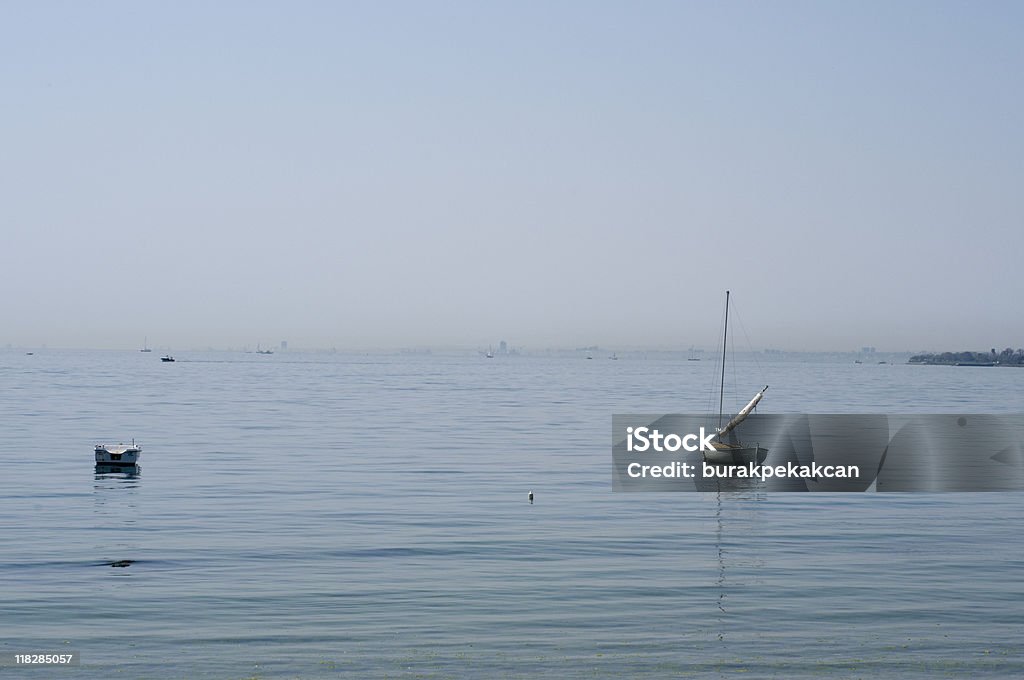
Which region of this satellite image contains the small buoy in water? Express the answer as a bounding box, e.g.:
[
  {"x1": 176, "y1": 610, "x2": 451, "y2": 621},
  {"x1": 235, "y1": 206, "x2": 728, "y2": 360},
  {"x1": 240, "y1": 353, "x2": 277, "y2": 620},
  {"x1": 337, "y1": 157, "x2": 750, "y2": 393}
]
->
[{"x1": 528, "y1": 490, "x2": 534, "y2": 504}]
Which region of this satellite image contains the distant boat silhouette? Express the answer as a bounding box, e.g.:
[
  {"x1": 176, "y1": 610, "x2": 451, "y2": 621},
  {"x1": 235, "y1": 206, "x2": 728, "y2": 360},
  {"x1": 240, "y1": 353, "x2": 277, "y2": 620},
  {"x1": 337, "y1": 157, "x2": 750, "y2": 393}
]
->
[
  {"x1": 140, "y1": 337, "x2": 152, "y2": 352},
  {"x1": 161, "y1": 355, "x2": 175, "y2": 362}
]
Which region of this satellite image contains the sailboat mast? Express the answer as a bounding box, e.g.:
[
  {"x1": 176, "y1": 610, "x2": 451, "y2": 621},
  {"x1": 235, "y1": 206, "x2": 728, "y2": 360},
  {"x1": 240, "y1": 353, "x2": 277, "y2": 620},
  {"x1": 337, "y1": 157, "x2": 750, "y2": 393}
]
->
[{"x1": 719, "y1": 290, "x2": 729, "y2": 430}]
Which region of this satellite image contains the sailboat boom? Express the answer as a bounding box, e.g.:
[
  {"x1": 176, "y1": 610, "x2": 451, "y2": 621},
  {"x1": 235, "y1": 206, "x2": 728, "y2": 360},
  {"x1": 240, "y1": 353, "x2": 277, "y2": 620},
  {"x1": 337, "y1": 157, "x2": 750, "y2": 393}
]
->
[{"x1": 717, "y1": 385, "x2": 768, "y2": 439}]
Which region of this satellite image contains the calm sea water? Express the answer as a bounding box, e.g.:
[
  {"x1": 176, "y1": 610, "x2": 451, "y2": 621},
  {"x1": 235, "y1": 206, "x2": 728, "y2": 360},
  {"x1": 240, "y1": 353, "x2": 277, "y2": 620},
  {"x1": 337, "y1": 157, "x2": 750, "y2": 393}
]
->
[{"x1": 2, "y1": 350, "x2": 1023, "y2": 678}]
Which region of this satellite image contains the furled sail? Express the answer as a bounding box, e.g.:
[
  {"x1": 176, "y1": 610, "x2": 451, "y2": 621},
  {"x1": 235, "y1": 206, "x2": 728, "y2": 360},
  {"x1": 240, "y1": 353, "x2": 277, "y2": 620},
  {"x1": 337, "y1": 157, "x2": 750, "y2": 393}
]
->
[{"x1": 717, "y1": 385, "x2": 768, "y2": 439}]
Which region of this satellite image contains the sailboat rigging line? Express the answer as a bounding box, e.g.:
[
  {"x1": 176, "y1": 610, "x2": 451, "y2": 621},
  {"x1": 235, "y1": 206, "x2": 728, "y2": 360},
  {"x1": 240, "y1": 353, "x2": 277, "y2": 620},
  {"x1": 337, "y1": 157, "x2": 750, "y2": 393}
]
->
[
  {"x1": 729, "y1": 308, "x2": 739, "y2": 416},
  {"x1": 719, "y1": 290, "x2": 729, "y2": 430},
  {"x1": 704, "y1": 292, "x2": 729, "y2": 419},
  {"x1": 729, "y1": 297, "x2": 768, "y2": 392}
]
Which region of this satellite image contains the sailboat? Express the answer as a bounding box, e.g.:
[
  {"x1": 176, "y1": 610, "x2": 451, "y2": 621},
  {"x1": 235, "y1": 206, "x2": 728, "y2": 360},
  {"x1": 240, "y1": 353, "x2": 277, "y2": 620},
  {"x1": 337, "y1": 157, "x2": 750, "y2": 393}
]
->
[
  {"x1": 140, "y1": 337, "x2": 152, "y2": 352},
  {"x1": 704, "y1": 291, "x2": 769, "y2": 466}
]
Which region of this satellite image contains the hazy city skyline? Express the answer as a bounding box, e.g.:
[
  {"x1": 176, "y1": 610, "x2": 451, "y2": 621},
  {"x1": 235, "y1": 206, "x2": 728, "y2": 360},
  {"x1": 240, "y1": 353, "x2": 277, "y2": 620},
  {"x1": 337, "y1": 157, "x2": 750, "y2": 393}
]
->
[{"x1": 3, "y1": 2, "x2": 1022, "y2": 352}]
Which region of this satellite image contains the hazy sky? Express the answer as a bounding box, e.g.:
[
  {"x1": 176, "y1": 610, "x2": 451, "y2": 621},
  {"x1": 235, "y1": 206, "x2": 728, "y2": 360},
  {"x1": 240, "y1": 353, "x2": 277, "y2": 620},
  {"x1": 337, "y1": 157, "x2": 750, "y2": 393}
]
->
[{"x1": 3, "y1": 1, "x2": 1022, "y2": 351}]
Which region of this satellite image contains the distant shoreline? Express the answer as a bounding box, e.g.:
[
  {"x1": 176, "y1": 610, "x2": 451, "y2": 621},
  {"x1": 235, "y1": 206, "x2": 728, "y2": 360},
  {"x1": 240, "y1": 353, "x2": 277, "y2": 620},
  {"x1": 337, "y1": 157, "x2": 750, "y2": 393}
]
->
[{"x1": 909, "y1": 349, "x2": 1024, "y2": 366}]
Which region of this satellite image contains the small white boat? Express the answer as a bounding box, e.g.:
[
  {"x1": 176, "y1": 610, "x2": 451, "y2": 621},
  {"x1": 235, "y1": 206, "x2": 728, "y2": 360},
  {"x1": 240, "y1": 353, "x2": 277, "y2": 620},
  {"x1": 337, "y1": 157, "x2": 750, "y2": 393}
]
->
[
  {"x1": 95, "y1": 441, "x2": 141, "y2": 466},
  {"x1": 161, "y1": 355, "x2": 175, "y2": 362}
]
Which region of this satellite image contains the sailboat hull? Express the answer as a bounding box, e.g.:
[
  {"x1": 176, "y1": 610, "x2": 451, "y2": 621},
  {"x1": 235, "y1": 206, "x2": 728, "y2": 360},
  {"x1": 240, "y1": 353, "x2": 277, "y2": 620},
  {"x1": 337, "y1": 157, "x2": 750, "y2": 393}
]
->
[{"x1": 703, "y1": 444, "x2": 768, "y2": 466}]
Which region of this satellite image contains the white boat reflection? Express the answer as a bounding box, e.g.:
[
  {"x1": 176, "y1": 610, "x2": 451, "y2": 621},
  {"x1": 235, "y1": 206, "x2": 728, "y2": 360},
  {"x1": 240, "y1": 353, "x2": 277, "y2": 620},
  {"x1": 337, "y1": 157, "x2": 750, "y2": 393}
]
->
[{"x1": 95, "y1": 464, "x2": 141, "y2": 477}]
